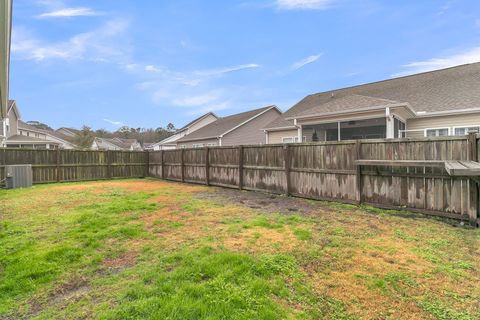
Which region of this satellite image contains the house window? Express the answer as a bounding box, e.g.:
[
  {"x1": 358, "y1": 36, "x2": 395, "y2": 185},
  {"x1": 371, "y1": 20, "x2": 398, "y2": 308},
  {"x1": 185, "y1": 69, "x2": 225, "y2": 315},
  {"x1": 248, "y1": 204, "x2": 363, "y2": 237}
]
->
[
  {"x1": 425, "y1": 128, "x2": 449, "y2": 137},
  {"x1": 192, "y1": 144, "x2": 204, "y2": 148},
  {"x1": 454, "y1": 126, "x2": 480, "y2": 136},
  {"x1": 207, "y1": 143, "x2": 217, "y2": 147},
  {"x1": 394, "y1": 117, "x2": 406, "y2": 138},
  {"x1": 282, "y1": 136, "x2": 302, "y2": 143}
]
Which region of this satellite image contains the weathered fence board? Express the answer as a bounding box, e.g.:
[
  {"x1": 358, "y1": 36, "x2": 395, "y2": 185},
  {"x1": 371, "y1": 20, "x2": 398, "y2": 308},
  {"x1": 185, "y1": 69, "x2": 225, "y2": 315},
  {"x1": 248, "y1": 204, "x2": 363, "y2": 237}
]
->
[
  {"x1": 150, "y1": 135, "x2": 479, "y2": 225},
  {"x1": 1, "y1": 148, "x2": 147, "y2": 185},
  {"x1": 2, "y1": 135, "x2": 479, "y2": 226}
]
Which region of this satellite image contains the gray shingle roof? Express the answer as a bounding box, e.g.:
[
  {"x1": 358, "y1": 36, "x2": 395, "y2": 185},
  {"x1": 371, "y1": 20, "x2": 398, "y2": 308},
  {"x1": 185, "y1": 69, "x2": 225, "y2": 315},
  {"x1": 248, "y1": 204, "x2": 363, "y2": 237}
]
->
[
  {"x1": 267, "y1": 62, "x2": 480, "y2": 129},
  {"x1": 6, "y1": 134, "x2": 60, "y2": 144},
  {"x1": 295, "y1": 94, "x2": 401, "y2": 118},
  {"x1": 178, "y1": 106, "x2": 276, "y2": 142}
]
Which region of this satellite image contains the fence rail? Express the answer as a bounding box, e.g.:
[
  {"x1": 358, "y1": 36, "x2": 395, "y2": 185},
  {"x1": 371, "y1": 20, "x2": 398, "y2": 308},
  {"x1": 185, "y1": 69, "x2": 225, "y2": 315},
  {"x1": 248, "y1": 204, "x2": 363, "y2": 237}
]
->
[
  {"x1": 1, "y1": 135, "x2": 479, "y2": 226},
  {"x1": 150, "y1": 135, "x2": 480, "y2": 226},
  {"x1": 0, "y1": 148, "x2": 147, "y2": 184}
]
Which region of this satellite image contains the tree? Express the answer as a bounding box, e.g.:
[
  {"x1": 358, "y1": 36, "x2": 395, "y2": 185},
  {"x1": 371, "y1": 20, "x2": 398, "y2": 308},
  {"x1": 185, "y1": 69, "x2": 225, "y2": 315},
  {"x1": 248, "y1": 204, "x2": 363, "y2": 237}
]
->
[
  {"x1": 166, "y1": 123, "x2": 176, "y2": 132},
  {"x1": 74, "y1": 126, "x2": 95, "y2": 149}
]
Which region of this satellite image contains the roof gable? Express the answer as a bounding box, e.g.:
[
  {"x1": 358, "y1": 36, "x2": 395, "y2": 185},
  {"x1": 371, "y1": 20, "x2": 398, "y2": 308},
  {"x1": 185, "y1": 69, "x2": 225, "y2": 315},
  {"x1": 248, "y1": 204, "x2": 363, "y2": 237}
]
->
[{"x1": 177, "y1": 106, "x2": 279, "y2": 142}]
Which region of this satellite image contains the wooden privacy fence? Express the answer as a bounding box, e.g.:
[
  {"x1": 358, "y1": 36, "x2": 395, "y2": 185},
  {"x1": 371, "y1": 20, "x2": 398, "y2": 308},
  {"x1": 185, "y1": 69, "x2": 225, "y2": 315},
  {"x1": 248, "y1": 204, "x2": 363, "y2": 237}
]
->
[
  {"x1": 149, "y1": 135, "x2": 480, "y2": 226},
  {"x1": 0, "y1": 148, "x2": 148, "y2": 184},
  {"x1": 1, "y1": 135, "x2": 479, "y2": 226}
]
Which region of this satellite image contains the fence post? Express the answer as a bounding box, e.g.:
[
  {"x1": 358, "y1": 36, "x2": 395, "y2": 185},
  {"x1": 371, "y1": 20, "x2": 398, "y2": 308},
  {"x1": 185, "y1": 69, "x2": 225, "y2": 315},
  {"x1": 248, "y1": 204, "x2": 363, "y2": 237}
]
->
[
  {"x1": 205, "y1": 147, "x2": 210, "y2": 186},
  {"x1": 107, "y1": 150, "x2": 112, "y2": 179},
  {"x1": 355, "y1": 140, "x2": 362, "y2": 204},
  {"x1": 181, "y1": 149, "x2": 185, "y2": 183},
  {"x1": 56, "y1": 148, "x2": 60, "y2": 182},
  {"x1": 284, "y1": 144, "x2": 291, "y2": 196},
  {"x1": 238, "y1": 145, "x2": 244, "y2": 190},
  {"x1": 144, "y1": 151, "x2": 149, "y2": 178},
  {"x1": 160, "y1": 150, "x2": 164, "y2": 179},
  {"x1": 467, "y1": 132, "x2": 478, "y2": 226}
]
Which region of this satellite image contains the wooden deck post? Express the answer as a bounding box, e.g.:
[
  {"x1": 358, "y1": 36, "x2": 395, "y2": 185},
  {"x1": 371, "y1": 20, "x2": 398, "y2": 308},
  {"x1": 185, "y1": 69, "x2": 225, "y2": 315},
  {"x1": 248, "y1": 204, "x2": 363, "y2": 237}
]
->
[
  {"x1": 56, "y1": 148, "x2": 61, "y2": 182},
  {"x1": 181, "y1": 149, "x2": 185, "y2": 183},
  {"x1": 205, "y1": 147, "x2": 210, "y2": 186},
  {"x1": 160, "y1": 150, "x2": 165, "y2": 179},
  {"x1": 284, "y1": 144, "x2": 291, "y2": 196},
  {"x1": 238, "y1": 146, "x2": 244, "y2": 190},
  {"x1": 468, "y1": 132, "x2": 478, "y2": 226},
  {"x1": 355, "y1": 140, "x2": 363, "y2": 204}
]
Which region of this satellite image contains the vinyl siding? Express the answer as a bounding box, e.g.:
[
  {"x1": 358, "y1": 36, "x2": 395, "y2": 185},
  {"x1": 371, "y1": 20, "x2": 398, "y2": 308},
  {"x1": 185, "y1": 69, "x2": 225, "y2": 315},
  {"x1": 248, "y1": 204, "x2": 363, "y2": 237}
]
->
[
  {"x1": 406, "y1": 112, "x2": 480, "y2": 138},
  {"x1": 266, "y1": 129, "x2": 298, "y2": 144},
  {"x1": 177, "y1": 138, "x2": 219, "y2": 149},
  {"x1": 186, "y1": 114, "x2": 218, "y2": 135},
  {"x1": 221, "y1": 108, "x2": 281, "y2": 146}
]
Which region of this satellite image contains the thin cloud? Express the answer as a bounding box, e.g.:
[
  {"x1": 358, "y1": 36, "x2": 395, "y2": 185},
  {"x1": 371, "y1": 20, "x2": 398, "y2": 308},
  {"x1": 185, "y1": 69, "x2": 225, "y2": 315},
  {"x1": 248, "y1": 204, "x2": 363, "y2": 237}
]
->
[
  {"x1": 291, "y1": 53, "x2": 322, "y2": 70},
  {"x1": 276, "y1": 0, "x2": 333, "y2": 10},
  {"x1": 196, "y1": 63, "x2": 260, "y2": 76},
  {"x1": 393, "y1": 46, "x2": 480, "y2": 77},
  {"x1": 103, "y1": 118, "x2": 124, "y2": 126},
  {"x1": 172, "y1": 92, "x2": 220, "y2": 107},
  {"x1": 12, "y1": 19, "x2": 130, "y2": 62},
  {"x1": 37, "y1": 7, "x2": 99, "y2": 18}
]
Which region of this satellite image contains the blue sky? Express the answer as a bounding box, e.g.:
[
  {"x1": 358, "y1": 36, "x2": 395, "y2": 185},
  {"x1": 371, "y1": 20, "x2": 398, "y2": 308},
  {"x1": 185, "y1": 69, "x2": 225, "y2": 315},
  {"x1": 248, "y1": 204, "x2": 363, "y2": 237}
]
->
[{"x1": 9, "y1": 0, "x2": 480, "y2": 130}]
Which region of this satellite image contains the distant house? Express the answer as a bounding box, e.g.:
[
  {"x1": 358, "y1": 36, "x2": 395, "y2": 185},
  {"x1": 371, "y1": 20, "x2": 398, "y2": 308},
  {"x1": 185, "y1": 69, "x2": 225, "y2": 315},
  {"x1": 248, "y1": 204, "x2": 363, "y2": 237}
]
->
[
  {"x1": 1, "y1": 100, "x2": 77, "y2": 149},
  {"x1": 177, "y1": 106, "x2": 281, "y2": 148},
  {"x1": 91, "y1": 137, "x2": 143, "y2": 151},
  {"x1": 56, "y1": 127, "x2": 81, "y2": 138},
  {"x1": 264, "y1": 62, "x2": 480, "y2": 144},
  {"x1": 151, "y1": 112, "x2": 218, "y2": 150}
]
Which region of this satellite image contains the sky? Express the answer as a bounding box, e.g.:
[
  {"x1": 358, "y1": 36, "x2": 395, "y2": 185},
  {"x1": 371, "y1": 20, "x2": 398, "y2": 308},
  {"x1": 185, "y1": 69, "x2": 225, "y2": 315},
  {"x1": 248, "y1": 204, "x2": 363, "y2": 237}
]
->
[{"x1": 9, "y1": 0, "x2": 480, "y2": 131}]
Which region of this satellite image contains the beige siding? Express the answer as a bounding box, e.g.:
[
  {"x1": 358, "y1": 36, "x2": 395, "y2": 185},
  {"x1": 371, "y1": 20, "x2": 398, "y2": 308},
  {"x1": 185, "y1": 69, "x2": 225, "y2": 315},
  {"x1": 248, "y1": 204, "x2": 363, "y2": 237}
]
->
[
  {"x1": 177, "y1": 138, "x2": 219, "y2": 149},
  {"x1": 406, "y1": 112, "x2": 480, "y2": 138},
  {"x1": 222, "y1": 109, "x2": 281, "y2": 146},
  {"x1": 186, "y1": 114, "x2": 217, "y2": 135},
  {"x1": 266, "y1": 129, "x2": 298, "y2": 144}
]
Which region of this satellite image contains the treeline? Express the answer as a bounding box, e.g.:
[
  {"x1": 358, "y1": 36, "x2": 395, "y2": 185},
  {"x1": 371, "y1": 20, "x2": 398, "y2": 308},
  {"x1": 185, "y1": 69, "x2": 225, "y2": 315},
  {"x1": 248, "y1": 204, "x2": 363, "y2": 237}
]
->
[{"x1": 73, "y1": 124, "x2": 176, "y2": 148}]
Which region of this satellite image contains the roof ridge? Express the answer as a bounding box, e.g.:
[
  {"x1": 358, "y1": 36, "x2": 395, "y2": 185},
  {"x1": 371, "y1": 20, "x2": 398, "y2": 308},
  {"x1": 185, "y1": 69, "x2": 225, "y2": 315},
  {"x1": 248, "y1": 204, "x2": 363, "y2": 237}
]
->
[{"x1": 304, "y1": 61, "x2": 480, "y2": 100}]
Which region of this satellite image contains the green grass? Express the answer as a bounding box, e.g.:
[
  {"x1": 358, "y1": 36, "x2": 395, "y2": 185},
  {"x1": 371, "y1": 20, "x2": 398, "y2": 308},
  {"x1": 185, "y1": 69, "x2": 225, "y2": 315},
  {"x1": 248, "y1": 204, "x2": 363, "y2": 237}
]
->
[{"x1": 0, "y1": 179, "x2": 479, "y2": 319}]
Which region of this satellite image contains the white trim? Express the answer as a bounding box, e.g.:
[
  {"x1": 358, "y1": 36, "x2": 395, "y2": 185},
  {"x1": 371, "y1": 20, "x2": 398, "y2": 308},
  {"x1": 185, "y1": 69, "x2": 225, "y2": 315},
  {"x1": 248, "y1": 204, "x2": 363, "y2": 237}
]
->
[
  {"x1": 452, "y1": 125, "x2": 480, "y2": 136},
  {"x1": 263, "y1": 125, "x2": 297, "y2": 132},
  {"x1": 298, "y1": 114, "x2": 387, "y2": 126},
  {"x1": 264, "y1": 130, "x2": 269, "y2": 144},
  {"x1": 424, "y1": 127, "x2": 450, "y2": 137},
  {"x1": 287, "y1": 103, "x2": 414, "y2": 121},
  {"x1": 415, "y1": 108, "x2": 480, "y2": 118}
]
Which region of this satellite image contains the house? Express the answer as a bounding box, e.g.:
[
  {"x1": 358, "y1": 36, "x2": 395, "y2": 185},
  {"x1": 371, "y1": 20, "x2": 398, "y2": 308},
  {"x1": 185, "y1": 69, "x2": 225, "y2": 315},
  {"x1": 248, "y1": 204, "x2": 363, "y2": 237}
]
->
[
  {"x1": 264, "y1": 62, "x2": 480, "y2": 143},
  {"x1": 56, "y1": 127, "x2": 81, "y2": 138},
  {"x1": 91, "y1": 137, "x2": 143, "y2": 151},
  {"x1": 177, "y1": 106, "x2": 282, "y2": 148},
  {"x1": 151, "y1": 112, "x2": 218, "y2": 150},
  {"x1": 1, "y1": 100, "x2": 77, "y2": 149},
  {"x1": 0, "y1": 0, "x2": 12, "y2": 121}
]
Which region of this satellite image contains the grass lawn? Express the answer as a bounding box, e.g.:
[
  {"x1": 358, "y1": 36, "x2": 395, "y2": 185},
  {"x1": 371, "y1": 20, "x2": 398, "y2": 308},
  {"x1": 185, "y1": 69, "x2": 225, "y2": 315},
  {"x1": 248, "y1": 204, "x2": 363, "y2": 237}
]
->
[{"x1": 0, "y1": 179, "x2": 479, "y2": 319}]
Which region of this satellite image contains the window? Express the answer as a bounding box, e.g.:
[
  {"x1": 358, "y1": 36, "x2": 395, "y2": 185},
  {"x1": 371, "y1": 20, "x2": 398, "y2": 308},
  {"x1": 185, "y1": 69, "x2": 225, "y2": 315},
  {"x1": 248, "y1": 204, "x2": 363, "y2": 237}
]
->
[
  {"x1": 394, "y1": 117, "x2": 406, "y2": 138},
  {"x1": 207, "y1": 143, "x2": 217, "y2": 147},
  {"x1": 425, "y1": 128, "x2": 449, "y2": 137},
  {"x1": 454, "y1": 126, "x2": 480, "y2": 136},
  {"x1": 282, "y1": 136, "x2": 301, "y2": 143},
  {"x1": 192, "y1": 144, "x2": 204, "y2": 148}
]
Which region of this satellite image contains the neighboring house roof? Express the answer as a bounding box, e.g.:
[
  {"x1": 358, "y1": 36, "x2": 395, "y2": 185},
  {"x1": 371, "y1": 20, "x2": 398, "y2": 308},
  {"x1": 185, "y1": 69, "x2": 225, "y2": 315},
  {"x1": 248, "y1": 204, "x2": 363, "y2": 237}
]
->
[
  {"x1": 265, "y1": 62, "x2": 480, "y2": 129},
  {"x1": 94, "y1": 137, "x2": 141, "y2": 150},
  {"x1": 176, "y1": 112, "x2": 218, "y2": 133},
  {"x1": 57, "y1": 127, "x2": 81, "y2": 136},
  {"x1": 7, "y1": 99, "x2": 20, "y2": 118},
  {"x1": 18, "y1": 120, "x2": 77, "y2": 146},
  {"x1": 151, "y1": 112, "x2": 218, "y2": 148},
  {"x1": 178, "y1": 106, "x2": 279, "y2": 142},
  {"x1": 293, "y1": 95, "x2": 403, "y2": 119},
  {"x1": 6, "y1": 134, "x2": 60, "y2": 144}
]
